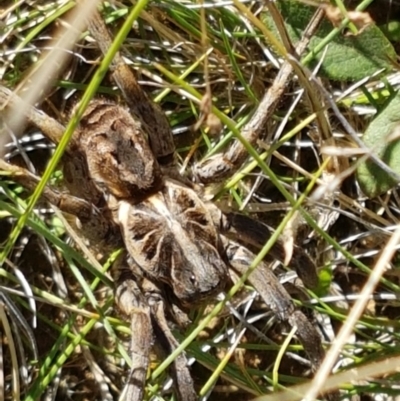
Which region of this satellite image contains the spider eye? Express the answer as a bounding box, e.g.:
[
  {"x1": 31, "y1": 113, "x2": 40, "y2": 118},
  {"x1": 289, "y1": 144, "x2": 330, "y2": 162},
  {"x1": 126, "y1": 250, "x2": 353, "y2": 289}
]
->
[{"x1": 189, "y1": 275, "x2": 197, "y2": 286}]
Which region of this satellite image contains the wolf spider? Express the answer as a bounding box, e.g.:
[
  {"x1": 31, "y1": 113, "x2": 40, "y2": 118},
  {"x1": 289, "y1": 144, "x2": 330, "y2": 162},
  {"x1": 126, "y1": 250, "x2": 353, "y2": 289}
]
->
[{"x1": 0, "y1": 5, "x2": 333, "y2": 401}]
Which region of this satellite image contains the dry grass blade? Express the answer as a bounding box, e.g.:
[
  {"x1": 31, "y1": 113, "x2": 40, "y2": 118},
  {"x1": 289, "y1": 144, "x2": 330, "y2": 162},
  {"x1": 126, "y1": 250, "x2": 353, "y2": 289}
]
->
[
  {"x1": 305, "y1": 225, "x2": 400, "y2": 400},
  {"x1": 0, "y1": 0, "x2": 101, "y2": 155}
]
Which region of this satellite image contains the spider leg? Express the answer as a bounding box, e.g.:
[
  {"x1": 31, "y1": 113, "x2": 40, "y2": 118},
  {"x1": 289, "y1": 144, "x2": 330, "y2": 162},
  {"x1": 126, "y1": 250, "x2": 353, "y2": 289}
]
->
[
  {"x1": 223, "y1": 212, "x2": 319, "y2": 290},
  {"x1": 0, "y1": 86, "x2": 74, "y2": 148},
  {"x1": 87, "y1": 8, "x2": 177, "y2": 173},
  {"x1": 223, "y1": 236, "x2": 325, "y2": 370},
  {"x1": 122, "y1": 256, "x2": 197, "y2": 401},
  {"x1": 114, "y1": 265, "x2": 152, "y2": 401},
  {"x1": 0, "y1": 85, "x2": 104, "y2": 206},
  {"x1": 151, "y1": 293, "x2": 197, "y2": 401},
  {"x1": 0, "y1": 159, "x2": 119, "y2": 250},
  {"x1": 194, "y1": 10, "x2": 324, "y2": 184}
]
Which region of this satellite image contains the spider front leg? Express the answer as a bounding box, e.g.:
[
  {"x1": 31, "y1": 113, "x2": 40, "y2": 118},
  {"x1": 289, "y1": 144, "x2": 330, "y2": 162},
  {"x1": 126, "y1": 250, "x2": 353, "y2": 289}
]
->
[
  {"x1": 114, "y1": 265, "x2": 152, "y2": 401},
  {"x1": 150, "y1": 289, "x2": 197, "y2": 401},
  {"x1": 117, "y1": 256, "x2": 196, "y2": 401}
]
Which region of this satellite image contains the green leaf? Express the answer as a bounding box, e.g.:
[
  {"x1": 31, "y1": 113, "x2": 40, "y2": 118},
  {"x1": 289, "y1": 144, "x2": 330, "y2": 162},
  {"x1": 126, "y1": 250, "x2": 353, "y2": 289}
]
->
[
  {"x1": 356, "y1": 92, "x2": 400, "y2": 197},
  {"x1": 262, "y1": 1, "x2": 396, "y2": 81},
  {"x1": 380, "y1": 21, "x2": 400, "y2": 42}
]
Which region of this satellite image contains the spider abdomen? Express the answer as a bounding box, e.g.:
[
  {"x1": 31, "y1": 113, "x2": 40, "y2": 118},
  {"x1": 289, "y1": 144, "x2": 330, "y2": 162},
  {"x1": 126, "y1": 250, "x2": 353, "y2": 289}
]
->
[{"x1": 77, "y1": 100, "x2": 163, "y2": 200}]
